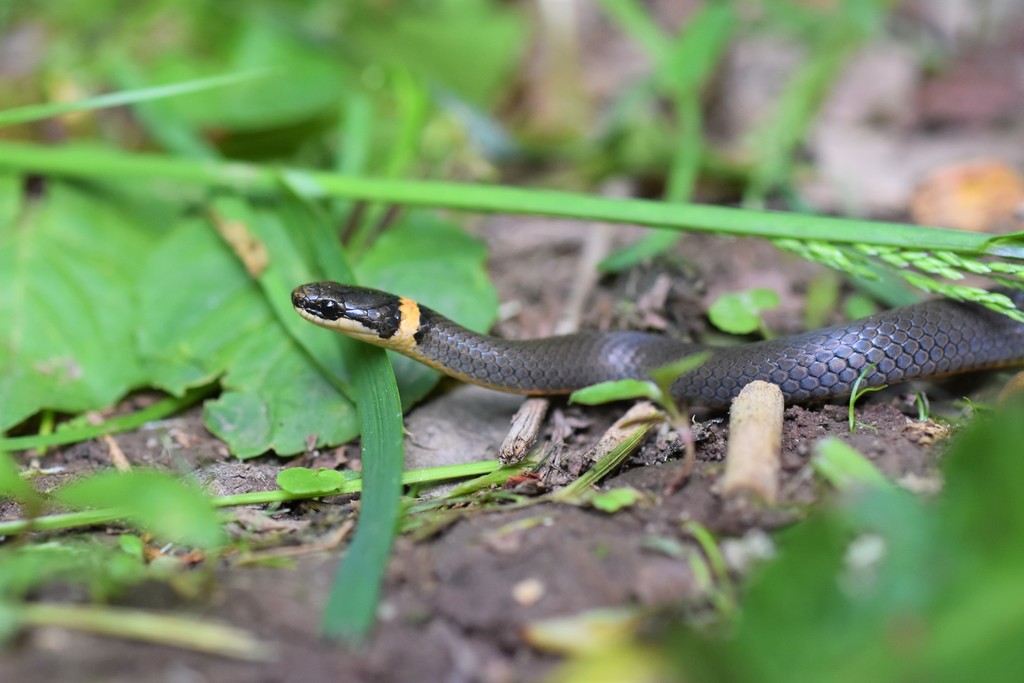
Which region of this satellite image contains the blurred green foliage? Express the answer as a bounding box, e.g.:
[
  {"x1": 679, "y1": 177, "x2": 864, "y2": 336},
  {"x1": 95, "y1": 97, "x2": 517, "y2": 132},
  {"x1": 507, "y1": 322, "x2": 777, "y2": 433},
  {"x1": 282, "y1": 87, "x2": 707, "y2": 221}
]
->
[{"x1": 660, "y1": 399, "x2": 1024, "y2": 682}]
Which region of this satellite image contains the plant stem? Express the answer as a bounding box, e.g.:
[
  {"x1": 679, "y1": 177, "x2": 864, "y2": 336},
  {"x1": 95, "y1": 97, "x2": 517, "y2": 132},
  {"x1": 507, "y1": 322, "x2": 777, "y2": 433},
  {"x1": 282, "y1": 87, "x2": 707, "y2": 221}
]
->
[{"x1": 0, "y1": 141, "x2": 992, "y2": 253}]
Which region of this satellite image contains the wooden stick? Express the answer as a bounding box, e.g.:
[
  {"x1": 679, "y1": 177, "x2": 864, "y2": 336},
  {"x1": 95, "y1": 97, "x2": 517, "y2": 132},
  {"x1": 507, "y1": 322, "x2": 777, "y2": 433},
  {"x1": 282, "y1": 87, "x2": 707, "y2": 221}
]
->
[{"x1": 720, "y1": 381, "x2": 784, "y2": 503}]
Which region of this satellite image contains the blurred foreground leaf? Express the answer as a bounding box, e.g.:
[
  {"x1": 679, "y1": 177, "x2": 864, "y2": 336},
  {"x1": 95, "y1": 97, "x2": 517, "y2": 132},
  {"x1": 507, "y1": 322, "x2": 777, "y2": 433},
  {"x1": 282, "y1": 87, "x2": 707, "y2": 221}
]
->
[
  {"x1": 55, "y1": 470, "x2": 225, "y2": 549},
  {"x1": 659, "y1": 399, "x2": 1024, "y2": 682}
]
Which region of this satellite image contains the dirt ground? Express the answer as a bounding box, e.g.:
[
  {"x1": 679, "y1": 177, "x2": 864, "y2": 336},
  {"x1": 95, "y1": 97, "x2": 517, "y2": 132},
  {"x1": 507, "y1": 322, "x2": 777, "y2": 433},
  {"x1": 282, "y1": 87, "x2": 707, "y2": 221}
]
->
[
  {"x1": 0, "y1": 225, "x2": 995, "y2": 683},
  {"x1": 5, "y1": 2, "x2": 1024, "y2": 682}
]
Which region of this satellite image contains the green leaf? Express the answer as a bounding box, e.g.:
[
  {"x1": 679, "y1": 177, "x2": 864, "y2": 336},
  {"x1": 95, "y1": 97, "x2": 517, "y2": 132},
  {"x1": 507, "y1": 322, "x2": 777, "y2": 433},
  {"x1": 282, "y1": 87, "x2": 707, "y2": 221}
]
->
[
  {"x1": 940, "y1": 396, "x2": 1024, "y2": 563},
  {"x1": 276, "y1": 467, "x2": 356, "y2": 496},
  {"x1": 133, "y1": 205, "x2": 356, "y2": 458},
  {"x1": 204, "y1": 320, "x2": 356, "y2": 459},
  {"x1": 166, "y1": 198, "x2": 496, "y2": 456},
  {"x1": 811, "y1": 437, "x2": 892, "y2": 492},
  {"x1": 648, "y1": 352, "x2": 712, "y2": 391},
  {"x1": 117, "y1": 534, "x2": 145, "y2": 560},
  {"x1": 661, "y1": 399, "x2": 1024, "y2": 682},
  {"x1": 589, "y1": 487, "x2": 643, "y2": 513},
  {"x1": 570, "y1": 380, "x2": 660, "y2": 405},
  {"x1": 220, "y1": 194, "x2": 361, "y2": 454},
  {"x1": 54, "y1": 470, "x2": 225, "y2": 549},
  {"x1": 137, "y1": 216, "x2": 271, "y2": 394},
  {"x1": 0, "y1": 181, "x2": 161, "y2": 430},
  {"x1": 707, "y1": 288, "x2": 780, "y2": 335}
]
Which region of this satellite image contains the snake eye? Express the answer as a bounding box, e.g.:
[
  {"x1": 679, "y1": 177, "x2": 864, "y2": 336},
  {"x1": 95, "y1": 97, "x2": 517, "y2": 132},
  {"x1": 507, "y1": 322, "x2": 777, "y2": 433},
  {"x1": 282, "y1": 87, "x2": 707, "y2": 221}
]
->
[{"x1": 319, "y1": 299, "x2": 342, "y2": 320}]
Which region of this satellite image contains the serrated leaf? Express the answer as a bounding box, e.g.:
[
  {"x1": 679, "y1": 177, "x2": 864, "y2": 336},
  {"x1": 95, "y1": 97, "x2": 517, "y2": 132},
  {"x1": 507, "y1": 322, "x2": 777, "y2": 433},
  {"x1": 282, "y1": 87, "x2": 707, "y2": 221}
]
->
[
  {"x1": 135, "y1": 198, "x2": 358, "y2": 457},
  {"x1": 708, "y1": 288, "x2": 780, "y2": 335},
  {"x1": 204, "y1": 324, "x2": 356, "y2": 459},
  {"x1": 277, "y1": 467, "x2": 357, "y2": 495},
  {"x1": 54, "y1": 470, "x2": 225, "y2": 549},
  {"x1": 0, "y1": 181, "x2": 161, "y2": 430}
]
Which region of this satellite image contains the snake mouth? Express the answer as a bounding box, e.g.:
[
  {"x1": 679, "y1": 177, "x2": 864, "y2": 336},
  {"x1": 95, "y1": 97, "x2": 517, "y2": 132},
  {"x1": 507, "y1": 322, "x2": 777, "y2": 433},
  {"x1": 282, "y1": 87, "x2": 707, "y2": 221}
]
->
[{"x1": 291, "y1": 283, "x2": 346, "y2": 321}]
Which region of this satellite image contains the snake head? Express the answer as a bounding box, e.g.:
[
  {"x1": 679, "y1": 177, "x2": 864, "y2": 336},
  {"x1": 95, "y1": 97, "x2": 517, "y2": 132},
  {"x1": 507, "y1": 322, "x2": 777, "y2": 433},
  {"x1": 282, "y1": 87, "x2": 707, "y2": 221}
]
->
[{"x1": 291, "y1": 281, "x2": 403, "y2": 341}]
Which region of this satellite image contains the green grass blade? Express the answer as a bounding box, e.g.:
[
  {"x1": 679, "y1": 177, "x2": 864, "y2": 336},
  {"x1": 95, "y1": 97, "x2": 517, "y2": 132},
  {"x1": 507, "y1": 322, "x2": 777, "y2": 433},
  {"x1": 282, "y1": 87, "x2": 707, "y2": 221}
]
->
[
  {"x1": 0, "y1": 142, "x2": 993, "y2": 253},
  {"x1": 0, "y1": 385, "x2": 215, "y2": 451},
  {"x1": 322, "y1": 343, "x2": 405, "y2": 641},
  {"x1": 223, "y1": 186, "x2": 406, "y2": 639},
  {"x1": 0, "y1": 460, "x2": 503, "y2": 538},
  {"x1": 0, "y1": 70, "x2": 273, "y2": 128}
]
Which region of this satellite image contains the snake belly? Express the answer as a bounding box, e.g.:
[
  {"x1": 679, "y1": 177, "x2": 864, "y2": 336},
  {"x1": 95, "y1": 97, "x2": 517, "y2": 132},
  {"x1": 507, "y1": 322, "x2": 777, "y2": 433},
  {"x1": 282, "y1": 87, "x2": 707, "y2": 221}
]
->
[{"x1": 291, "y1": 282, "x2": 1024, "y2": 408}]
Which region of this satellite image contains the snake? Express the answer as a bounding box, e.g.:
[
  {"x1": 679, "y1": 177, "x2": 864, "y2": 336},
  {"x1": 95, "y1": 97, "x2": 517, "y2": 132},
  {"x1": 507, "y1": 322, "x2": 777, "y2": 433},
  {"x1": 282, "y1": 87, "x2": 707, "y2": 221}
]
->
[{"x1": 291, "y1": 281, "x2": 1024, "y2": 407}]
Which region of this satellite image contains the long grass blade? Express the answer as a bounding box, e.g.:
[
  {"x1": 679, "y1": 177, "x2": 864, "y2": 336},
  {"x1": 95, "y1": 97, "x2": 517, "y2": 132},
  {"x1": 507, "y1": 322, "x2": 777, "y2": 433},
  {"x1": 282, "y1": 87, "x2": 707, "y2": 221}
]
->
[{"x1": 0, "y1": 70, "x2": 273, "y2": 127}]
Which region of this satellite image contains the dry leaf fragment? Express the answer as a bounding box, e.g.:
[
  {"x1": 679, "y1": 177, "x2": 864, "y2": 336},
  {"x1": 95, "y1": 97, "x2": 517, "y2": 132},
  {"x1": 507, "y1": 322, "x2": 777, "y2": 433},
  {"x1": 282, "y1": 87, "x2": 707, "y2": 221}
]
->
[{"x1": 910, "y1": 160, "x2": 1024, "y2": 233}]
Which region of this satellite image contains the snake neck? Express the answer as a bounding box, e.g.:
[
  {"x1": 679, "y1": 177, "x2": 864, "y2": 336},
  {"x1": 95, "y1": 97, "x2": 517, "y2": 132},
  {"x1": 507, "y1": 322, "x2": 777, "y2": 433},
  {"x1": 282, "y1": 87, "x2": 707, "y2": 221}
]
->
[{"x1": 412, "y1": 307, "x2": 699, "y2": 394}]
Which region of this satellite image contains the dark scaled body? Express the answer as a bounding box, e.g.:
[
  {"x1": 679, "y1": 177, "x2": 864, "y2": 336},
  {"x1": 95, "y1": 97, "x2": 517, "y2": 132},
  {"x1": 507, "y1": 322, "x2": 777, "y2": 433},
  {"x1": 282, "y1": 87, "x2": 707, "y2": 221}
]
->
[{"x1": 414, "y1": 294, "x2": 1024, "y2": 407}]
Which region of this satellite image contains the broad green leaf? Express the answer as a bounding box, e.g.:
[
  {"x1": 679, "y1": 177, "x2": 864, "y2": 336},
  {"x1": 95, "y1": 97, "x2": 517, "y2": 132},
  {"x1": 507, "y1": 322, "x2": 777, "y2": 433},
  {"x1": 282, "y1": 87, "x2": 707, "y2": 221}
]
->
[
  {"x1": 0, "y1": 181, "x2": 160, "y2": 430},
  {"x1": 55, "y1": 470, "x2": 224, "y2": 549},
  {"x1": 707, "y1": 288, "x2": 780, "y2": 335},
  {"x1": 205, "y1": 196, "x2": 358, "y2": 457},
  {"x1": 136, "y1": 198, "x2": 357, "y2": 458},
  {"x1": 137, "y1": 217, "x2": 272, "y2": 393},
  {"x1": 277, "y1": 467, "x2": 356, "y2": 496},
  {"x1": 940, "y1": 397, "x2": 1024, "y2": 563},
  {"x1": 181, "y1": 198, "x2": 494, "y2": 456},
  {"x1": 661, "y1": 400, "x2": 1024, "y2": 682},
  {"x1": 204, "y1": 321, "x2": 356, "y2": 459}
]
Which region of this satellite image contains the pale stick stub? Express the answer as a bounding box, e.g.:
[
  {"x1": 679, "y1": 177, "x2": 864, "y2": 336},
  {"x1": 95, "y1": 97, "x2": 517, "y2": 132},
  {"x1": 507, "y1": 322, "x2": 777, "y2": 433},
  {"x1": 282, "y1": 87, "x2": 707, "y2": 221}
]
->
[{"x1": 721, "y1": 380, "x2": 784, "y2": 504}]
